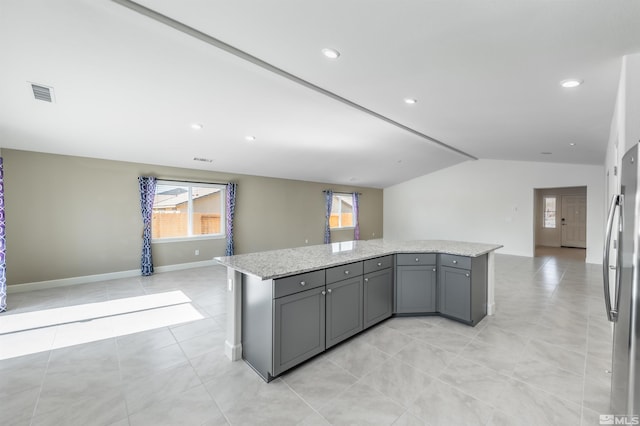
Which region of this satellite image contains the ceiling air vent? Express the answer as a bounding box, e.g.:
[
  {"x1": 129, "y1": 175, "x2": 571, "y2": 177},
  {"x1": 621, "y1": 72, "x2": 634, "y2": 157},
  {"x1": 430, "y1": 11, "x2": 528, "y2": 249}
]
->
[{"x1": 30, "y1": 83, "x2": 54, "y2": 103}]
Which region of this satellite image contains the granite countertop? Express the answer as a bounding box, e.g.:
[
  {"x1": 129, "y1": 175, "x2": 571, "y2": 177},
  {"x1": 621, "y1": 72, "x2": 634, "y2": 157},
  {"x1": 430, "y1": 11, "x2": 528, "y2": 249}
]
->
[{"x1": 215, "y1": 239, "x2": 503, "y2": 280}]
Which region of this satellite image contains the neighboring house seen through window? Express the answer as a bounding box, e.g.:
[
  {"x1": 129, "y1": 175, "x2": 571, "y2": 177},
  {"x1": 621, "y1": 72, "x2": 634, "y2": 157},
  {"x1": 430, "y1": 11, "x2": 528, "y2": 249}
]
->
[
  {"x1": 330, "y1": 193, "x2": 356, "y2": 229},
  {"x1": 152, "y1": 180, "x2": 225, "y2": 241}
]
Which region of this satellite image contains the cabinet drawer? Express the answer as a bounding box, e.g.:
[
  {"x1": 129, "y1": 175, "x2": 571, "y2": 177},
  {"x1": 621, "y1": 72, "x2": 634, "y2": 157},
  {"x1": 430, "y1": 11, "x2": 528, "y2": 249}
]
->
[
  {"x1": 396, "y1": 253, "x2": 436, "y2": 266},
  {"x1": 274, "y1": 270, "x2": 325, "y2": 299},
  {"x1": 363, "y1": 255, "x2": 393, "y2": 274},
  {"x1": 326, "y1": 262, "x2": 363, "y2": 284},
  {"x1": 439, "y1": 254, "x2": 471, "y2": 270}
]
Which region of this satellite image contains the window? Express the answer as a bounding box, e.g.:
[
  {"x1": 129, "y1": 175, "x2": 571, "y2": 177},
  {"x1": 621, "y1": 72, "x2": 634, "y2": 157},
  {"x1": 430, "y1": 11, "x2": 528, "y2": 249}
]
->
[
  {"x1": 330, "y1": 193, "x2": 356, "y2": 229},
  {"x1": 543, "y1": 196, "x2": 557, "y2": 228},
  {"x1": 152, "y1": 180, "x2": 225, "y2": 241}
]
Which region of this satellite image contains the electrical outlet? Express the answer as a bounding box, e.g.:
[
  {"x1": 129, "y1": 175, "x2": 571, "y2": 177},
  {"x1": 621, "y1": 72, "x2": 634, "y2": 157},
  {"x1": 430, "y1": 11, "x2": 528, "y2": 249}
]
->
[{"x1": 195, "y1": 249, "x2": 199, "y2": 256}]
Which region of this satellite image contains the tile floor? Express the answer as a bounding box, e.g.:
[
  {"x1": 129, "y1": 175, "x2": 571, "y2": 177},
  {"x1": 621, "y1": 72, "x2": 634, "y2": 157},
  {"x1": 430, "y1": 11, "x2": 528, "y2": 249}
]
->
[
  {"x1": 535, "y1": 245, "x2": 587, "y2": 261},
  {"x1": 0, "y1": 253, "x2": 612, "y2": 425}
]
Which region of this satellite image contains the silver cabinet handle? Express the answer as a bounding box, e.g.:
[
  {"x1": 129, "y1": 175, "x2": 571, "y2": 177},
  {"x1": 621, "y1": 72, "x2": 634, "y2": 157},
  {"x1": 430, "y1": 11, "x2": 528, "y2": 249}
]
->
[
  {"x1": 465, "y1": 273, "x2": 470, "y2": 277},
  {"x1": 300, "y1": 281, "x2": 306, "y2": 286},
  {"x1": 321, "y1": 290, "x2": 326, "y2": 296},
  {"x1": 377, "y1": 262, "x2": 382, "y2": 266},
  {"x1": 452, "y1": 260, "x2": 458, "y2": 264},
  {"x1": 415, "y1": 258, "x2": 420, "y2": 262},
  {"x1": 344, "y1": 270, "x2": 350, "y2": 275},
  {"x1": 364, "y1": 278, "x2": 369, "y2": 282},
  {"x1": 603, "y1": 194, "x2": 622, "y2": 322},
  {"x1": 432, "y1": 268, "x2": 436, "y2": 272},
  {"x1": 327, "y1": 288, "x2": 332, "y2": 293}
]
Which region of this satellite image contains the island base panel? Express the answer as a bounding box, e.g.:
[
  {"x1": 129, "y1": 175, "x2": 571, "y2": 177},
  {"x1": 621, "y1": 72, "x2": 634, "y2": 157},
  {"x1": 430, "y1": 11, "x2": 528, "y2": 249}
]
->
[{"x1": 241, "y1": 274, "x2": 273, "y2": 381}]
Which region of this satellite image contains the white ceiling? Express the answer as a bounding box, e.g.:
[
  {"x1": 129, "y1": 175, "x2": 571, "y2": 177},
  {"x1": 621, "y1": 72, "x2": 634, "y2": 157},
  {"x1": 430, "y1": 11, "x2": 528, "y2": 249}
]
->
[{"x1": 1, "y1": 0, "x2": 639, "y2": 188}]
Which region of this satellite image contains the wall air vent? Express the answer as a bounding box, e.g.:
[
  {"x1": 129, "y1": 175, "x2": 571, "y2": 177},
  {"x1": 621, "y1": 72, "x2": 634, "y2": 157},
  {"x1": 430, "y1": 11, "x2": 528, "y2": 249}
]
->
[
  {"x1": 193, "y1": 157, "x2": 213, "y2": 163},
  {"x1": 30, "y1": 83, "x2": 54, "y2": 102}
]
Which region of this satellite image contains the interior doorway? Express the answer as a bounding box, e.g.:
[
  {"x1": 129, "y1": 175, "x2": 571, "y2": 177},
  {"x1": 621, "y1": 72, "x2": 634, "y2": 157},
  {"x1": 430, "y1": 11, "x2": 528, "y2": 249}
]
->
[{"x1": 534, "y1": 186, "x2": 587, "y2": 261}]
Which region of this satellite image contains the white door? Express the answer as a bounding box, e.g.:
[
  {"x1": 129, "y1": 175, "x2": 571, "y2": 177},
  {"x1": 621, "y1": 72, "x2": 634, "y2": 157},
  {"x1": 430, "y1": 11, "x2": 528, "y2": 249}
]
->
[{"x1": 561, "y1": 195, "x2": 587, "y2": 248}]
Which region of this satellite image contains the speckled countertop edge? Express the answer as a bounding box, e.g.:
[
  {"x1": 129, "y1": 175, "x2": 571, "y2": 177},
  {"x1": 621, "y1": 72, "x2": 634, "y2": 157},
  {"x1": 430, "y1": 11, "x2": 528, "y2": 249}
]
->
[{"x1": 215, "y1": 239, "x2": 503, "y2": 280}]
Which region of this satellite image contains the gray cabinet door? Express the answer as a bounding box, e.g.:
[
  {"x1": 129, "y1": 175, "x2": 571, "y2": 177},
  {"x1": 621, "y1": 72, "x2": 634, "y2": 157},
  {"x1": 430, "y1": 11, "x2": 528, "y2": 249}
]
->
[
  {"x1": 439, "y1": 266, "x2": 471, "y2": 322},
  {"x1": 326, "y1": 276, "x2": 363, "y2": 348},
  {"x1": 273, "y1": 286, "x2": 326, "y2": 376},
  {"x1": 395, "y1": 265, "x2": 437, "y2": 313},
  {"x1": 363, "y1": 268, "x2": 393, "y2": 329}
]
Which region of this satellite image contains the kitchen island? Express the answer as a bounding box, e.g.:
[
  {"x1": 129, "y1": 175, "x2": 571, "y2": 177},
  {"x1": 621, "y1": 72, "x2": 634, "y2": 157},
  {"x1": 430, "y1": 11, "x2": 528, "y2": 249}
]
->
[{"x1": 216, "y1": 239, "x2": 502, "y2": 381}]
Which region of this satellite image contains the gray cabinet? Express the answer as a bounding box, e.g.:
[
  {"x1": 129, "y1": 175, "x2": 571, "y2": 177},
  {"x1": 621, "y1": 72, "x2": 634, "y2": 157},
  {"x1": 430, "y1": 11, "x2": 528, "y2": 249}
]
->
[
  {"x1": 363, "y1": 270, "x2": 393, "y2": 328},
  {"x1": 438, "y1": 254, "x2": 487, "y2": 325},
  {"x1": 273, "y1": 270, "x2": 325, "y2": 298},
  {"x1": 395, "y1": 254, "x2": 437, "y2": 314},
  {"x1": 439, "y1": 266, "x2": 471, "y2": 321},
  {"x1": 395, "y1": 265, "x2": 437, "y2": 313},
  {"x1": 363, "y1": 261, "x2": 393, "y2": 329},
  {"x1": 326, "y1": 276, "x2": 363, "y2": 348},
  {"x1": 273, "y1": 286, "x2": 325, "y2": 376},
  {"x1": 243, "y1": 271, "x2": 327, "y2": 381}
]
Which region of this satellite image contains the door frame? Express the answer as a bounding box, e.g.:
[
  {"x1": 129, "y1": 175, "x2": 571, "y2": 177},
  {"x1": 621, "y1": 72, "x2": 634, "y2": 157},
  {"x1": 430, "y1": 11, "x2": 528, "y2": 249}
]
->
[{"x1": 533, "y1": 186, "x2": 588, "y2": 253}]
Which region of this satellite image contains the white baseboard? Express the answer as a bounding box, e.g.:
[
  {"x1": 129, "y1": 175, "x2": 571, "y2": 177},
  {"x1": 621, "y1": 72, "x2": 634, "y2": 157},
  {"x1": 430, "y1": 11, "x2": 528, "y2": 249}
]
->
[
  {"x1": 153, "y1": 259, "x2": 218, "y2": 273},
  {"x1": 487, "y1": 302, "x2": 496, "y2": 315},
  {"x1": 7, "y1": 259, "x2": 219, "y2": 294},
  {"x1": 225, "y1": 340, "x2": 242, "y2": 361}
]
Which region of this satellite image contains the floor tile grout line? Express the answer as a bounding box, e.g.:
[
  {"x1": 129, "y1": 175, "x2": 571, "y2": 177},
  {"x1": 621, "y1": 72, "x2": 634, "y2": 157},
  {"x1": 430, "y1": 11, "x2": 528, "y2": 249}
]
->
[
  {"x1": 279, "y1": 371, "x2": 334, "y2": 425},
  {"x1": 508, "y1": 374, "x2": 585, "y2": 410},
  {"x1": 0, "y1": 301, "x2": 195, "y2": 337},
  {"x1": 199, "y1": 368, "x2": 233, "y2": 426},
  {"x1": 28, "y1": 345, "x2": 54, "y2": 426},
  {"x1": 113, "y1": 332, "x2": 134, "y2": 425}
]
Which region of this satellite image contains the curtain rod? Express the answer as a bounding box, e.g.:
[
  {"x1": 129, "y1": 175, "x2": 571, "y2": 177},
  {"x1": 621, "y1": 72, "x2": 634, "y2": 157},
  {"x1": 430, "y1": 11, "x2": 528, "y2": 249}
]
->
[
  {"x1": 323, "y1": 190, "x2": 362, "y2": 195},
  {"x1": 151, "y1": 178, "x2": 232, "y2": 186}
]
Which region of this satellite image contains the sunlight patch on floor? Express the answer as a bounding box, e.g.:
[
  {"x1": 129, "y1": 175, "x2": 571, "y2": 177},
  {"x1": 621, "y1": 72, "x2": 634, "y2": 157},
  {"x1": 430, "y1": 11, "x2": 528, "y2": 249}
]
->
[
  {"x1": 0, "y1": 291, "x2": 192, "y2": 334},
  {"x1": 0, "y1": 292, "x2": 204, "y2": 360}
]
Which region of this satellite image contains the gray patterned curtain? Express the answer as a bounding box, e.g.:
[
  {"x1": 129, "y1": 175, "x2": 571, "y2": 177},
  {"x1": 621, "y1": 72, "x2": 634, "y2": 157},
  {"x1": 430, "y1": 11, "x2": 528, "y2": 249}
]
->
[
  {"x1": 138, "y1": 176, "x2": 156, "y2": 276},
  {"x1": 0, "y1": 158, "x2": 6, "y2": 312},
  {"x1": 324, "y1": 190, "x2": 333, "y2": 244},
  {"x1": 352, "y1": 192, "x2": 360, "y2": 240},
  {"x1": 226, "y1": 183, "x2": 237, "y2": 256}
]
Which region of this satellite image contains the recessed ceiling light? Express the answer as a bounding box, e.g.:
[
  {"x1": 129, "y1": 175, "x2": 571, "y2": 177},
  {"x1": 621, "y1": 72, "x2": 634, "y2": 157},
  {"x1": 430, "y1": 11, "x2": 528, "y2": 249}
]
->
[
  {"x1": 569, "y1": 142, "x2": 576, "y2": 146},
  {"x1": 560, "y1": 79, "x2": 583, "y2": 88},
  {"x1": 404, "y1": 98, "x2": 418, "y2": 105},
  {"x1": 321, "y1": 48, "x2": 340, "y2": 59},
  {"x1": 245, "y1": 136, "x2": 256, "y2": 141},
  {"x1": 191, "y1": 123, "x2": 203, "y2": 130}
]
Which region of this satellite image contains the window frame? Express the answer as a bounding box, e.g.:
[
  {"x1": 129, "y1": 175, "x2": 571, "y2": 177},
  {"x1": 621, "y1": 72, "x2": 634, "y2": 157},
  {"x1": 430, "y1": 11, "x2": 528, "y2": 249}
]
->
[
  {"x1": 330, "y1": 192, "x2": 357, "y2": 230},
  {"x1": 151, "y1": 180, "x2": 226, "y2": 243},
  {"x1": 542, "y1": 196, "x2": 557, "y2": 229}
]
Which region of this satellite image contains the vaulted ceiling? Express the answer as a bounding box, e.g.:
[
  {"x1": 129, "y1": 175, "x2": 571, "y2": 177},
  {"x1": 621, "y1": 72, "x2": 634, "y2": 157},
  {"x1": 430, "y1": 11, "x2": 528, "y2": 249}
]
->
[{"x1": 1, "y1": 0, "x2": 639, "y2": 188}]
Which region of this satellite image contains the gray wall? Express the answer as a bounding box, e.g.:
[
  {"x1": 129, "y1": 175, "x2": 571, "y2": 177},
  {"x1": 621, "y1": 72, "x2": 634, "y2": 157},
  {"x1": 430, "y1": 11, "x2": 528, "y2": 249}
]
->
[{"x1": 3, "y1": 149, "x2": 383, "y2": 285}]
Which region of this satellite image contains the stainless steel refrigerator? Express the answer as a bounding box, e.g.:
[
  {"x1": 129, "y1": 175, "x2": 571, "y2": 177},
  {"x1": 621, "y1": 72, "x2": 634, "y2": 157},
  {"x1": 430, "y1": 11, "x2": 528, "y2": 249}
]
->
[{"x1": 604, "y1": 142, "x2": 640, "y2": 416}]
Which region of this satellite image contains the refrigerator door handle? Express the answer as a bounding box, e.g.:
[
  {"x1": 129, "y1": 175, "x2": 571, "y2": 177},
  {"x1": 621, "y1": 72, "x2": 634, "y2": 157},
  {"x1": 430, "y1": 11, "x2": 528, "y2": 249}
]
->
[{"x1": 603, "y1": 194, "x2": 621, "y2": 322}]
